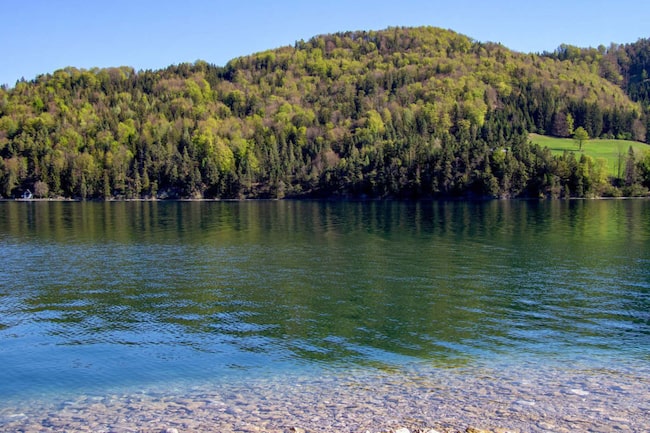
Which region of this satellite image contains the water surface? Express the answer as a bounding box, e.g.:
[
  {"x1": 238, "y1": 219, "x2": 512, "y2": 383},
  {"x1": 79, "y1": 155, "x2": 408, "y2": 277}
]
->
[{"x1": 1, "y1": 200, "x2": 649, "y2": 431}]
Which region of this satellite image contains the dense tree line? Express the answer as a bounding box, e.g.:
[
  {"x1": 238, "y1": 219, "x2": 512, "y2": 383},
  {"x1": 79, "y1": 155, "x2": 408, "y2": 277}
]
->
[
  {"x1": 542, "y1": 40, "x2": 650, "y2": 141},
  {"x1": 1, "y1": 26, "x2": 649, "y2": 200}
]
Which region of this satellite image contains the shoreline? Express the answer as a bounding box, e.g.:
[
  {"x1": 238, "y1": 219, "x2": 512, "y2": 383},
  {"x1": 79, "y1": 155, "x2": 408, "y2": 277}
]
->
[
  {"x1": 2, "y1": 195, "x2": 650, "y2": 203},
  {"x1": 1, "y1": 362, "x2": 647, "y2": 433}
]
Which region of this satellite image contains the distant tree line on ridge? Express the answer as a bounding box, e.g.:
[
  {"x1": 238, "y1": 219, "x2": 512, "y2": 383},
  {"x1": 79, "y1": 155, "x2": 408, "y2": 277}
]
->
[{"x1": 1, "y1": 27, "x2": 650, "y2": 200}]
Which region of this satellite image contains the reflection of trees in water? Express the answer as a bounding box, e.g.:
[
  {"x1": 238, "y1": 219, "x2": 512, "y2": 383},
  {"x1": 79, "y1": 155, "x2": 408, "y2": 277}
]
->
[{"x1": 2, "y1": 200, "x2": 650, "y2": 370}]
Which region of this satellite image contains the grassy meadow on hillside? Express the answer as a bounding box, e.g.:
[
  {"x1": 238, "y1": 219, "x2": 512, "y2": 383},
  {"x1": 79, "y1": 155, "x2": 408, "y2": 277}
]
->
[{"x1": 529, "y1": 134, "x2": 650, "y2": 178}]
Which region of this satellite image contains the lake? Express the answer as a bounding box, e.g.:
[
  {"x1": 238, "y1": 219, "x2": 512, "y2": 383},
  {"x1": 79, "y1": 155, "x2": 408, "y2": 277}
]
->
[{"x1": 0, "y1": 200, "x2": 649, "y2": 432}]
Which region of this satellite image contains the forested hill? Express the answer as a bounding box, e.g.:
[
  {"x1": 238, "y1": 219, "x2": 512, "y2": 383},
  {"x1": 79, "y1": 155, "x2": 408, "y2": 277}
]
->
[{"x1": 2, "y1": 26, "x2": 650, "y2": 200}]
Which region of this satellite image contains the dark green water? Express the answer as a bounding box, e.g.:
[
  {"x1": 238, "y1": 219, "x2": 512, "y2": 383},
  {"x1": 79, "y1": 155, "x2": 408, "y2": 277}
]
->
[{"x1": 0, "y1": 200, "x2": 649, "y2": 404}]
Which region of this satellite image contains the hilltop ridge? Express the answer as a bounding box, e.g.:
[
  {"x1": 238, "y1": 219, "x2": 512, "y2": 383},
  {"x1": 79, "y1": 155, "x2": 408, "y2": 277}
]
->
[{"x1": 1, "y1": 26, "x2": 650, "y2": 199}]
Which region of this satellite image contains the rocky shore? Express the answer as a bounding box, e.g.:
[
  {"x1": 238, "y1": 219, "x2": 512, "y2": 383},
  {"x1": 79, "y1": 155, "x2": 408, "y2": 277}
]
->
[{"x1": 1, "y1": 364, "x2": 648, "y2": 433}]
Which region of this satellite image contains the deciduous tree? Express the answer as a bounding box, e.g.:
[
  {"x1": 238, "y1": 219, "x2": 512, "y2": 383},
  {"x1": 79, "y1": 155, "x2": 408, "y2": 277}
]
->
[{"x1": 573, "y1": 126, "x2": 589, "y2": 151}]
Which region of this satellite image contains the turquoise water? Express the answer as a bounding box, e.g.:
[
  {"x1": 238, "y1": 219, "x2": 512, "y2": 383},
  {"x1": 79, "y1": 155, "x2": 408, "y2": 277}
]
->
[{"x1": 0, "y1": 200, "x2": 649, "y2": 430}]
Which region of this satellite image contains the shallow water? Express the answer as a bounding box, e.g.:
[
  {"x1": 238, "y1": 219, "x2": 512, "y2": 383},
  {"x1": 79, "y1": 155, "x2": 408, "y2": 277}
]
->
[
  {"x1": 1, "y1": 362, "x2": 649, "y2": 432},
  {"x1": 1, "y1": 200, "x2": 649, "y2": 432}
]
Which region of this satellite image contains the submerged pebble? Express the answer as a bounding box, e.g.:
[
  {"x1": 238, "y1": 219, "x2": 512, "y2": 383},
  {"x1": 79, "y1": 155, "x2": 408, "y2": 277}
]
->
[{"x1": 0, "y1": 365, "x2": 648, "y2": 433}]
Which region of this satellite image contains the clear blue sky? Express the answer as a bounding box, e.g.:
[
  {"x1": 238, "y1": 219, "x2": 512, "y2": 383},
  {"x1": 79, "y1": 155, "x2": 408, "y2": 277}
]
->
[{"x1": 2, "y1": 0, "x2": 649, "y2": 87}]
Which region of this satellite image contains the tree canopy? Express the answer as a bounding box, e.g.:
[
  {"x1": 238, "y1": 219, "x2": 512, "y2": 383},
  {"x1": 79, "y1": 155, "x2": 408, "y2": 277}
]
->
[
  {"x1": 573, "y1": 127, "x2": 589, "y2": 151},
  {"x1": 1, "y1": 26, "x2": 650, "y2": 200}
]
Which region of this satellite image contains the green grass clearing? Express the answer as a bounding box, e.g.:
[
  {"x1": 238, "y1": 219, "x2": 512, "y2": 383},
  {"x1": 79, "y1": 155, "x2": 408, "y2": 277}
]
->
[{"x1": 529, "y1": 133, "x2": 650, "y2": 178}]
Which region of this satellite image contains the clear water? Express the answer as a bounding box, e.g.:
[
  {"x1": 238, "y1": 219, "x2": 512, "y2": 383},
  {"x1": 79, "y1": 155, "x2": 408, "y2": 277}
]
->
[{"x1": 1, "y1": 200, "x2": 649, "y2": 431}]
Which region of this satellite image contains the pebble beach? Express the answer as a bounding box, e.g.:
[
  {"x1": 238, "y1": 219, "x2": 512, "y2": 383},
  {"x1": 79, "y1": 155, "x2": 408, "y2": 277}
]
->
[{"x1": 1, "y1": 363, "x2": 648, "y2": 433}]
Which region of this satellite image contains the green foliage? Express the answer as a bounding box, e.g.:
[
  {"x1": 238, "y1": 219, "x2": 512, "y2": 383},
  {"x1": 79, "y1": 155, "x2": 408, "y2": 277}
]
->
[
  {"x1": 638, "y1": 150, "x2": 650, "y2": 189},
  {"x1": 573, "y1": 126, "x2": 589, "y2": 151},
  {"x1": 529, "y1": 133, "x2": 649, "y2": 178},
  {"x1": 1, "y1": 27, "x2": 649, "y2": 199}
]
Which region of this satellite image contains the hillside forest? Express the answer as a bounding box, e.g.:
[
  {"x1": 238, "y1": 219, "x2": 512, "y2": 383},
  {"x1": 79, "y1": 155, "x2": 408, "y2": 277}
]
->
[{"x1": 2, "y1": 26, "x2": 650, "y2": 200}]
